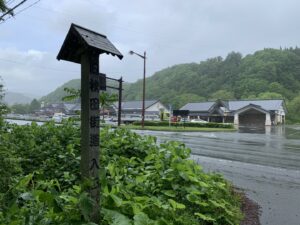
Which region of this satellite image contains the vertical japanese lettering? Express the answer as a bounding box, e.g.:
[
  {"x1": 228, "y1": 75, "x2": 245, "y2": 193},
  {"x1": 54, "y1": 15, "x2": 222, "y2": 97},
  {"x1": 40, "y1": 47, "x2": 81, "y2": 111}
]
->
[
  {"x1": 90, "y1": 134, "x2": 99, "y2": 147},
  {"x1": 90, "y1": 78, "x2": 99, "y2": 92},
  {"x1": 90, "y1": 98, "x2": 99, "y2": 110},
  {"x1": 90, "y1": 115, "x2": 100, "y2": 128}
]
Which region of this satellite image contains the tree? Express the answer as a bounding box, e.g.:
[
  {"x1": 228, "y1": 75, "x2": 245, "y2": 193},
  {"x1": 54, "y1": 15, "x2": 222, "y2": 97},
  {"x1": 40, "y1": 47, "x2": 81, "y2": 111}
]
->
[
  {"x1": 287, "y1": 95, "x2": 300, "y2": 123},
  {"x1": 10, "y1": 103, "x2": 29, "y2": 114},
  {"x1": 62, "y1": 87, "x2": 81, "y2": 102},
  {"x1": 257, "y1": 92, "x2": 283, "y2": 100},
  {"x1": 0, "y1": 79, "x2": 8, "y2": 125},
  {"x1": 29, "y1": 99, "x2": 40, "y2": 113},
  {"x1": 62, "y1": 88, "x2": 118, "y2": 120},
  {"x1": 99, "y1": 92, "x2": 118, "y2": 120},
  {"x1": 234, "y1": 78, "x2": 269, "y2": 99},
  {"x1": 170, "y1": 93, "x2": 205, "y2": 109},
  {"x1": 209, "y1": 90, "x2": 235, "y2": 100},
  {"x1": 0, "y1": 0, "x2": 8, "y2": 13}
]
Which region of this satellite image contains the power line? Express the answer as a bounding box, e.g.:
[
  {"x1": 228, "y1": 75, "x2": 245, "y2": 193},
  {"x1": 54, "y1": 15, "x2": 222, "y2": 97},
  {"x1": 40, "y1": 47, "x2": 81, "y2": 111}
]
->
[
  {"x1": 2, "y1": 1, "x2": 177, "y2": 49},
  {"x1": 0, "y1": 0, "x2": 28, "y2": 20},
  {"x1": 0, "y1": 0, "x2": 41, "y2": 24},
  {"x1": 0, "y1": 58, "x2": 79, "y2": 74},
  {"x1": 6, "y1": 0, "x2": 17, "y2": 5},
  {"x1": 13, "y1": 0, "x2": 41, "y2": 16}
]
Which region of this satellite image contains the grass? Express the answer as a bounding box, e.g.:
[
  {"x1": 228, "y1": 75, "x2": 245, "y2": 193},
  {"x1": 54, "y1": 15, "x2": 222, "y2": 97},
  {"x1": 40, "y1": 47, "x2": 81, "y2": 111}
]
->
[{"x1": 125, "y1": 125, "x2": 237, "y2": 132}]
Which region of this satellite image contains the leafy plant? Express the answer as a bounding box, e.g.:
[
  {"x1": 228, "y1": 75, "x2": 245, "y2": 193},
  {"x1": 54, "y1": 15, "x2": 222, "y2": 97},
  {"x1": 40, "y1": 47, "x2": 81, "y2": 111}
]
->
[
  {"x1": 62, "y1": 87, "x2": 118, "y2": 120},
  {"x1": 0, "y1": 121, "x2": 243, "y2": 224}
]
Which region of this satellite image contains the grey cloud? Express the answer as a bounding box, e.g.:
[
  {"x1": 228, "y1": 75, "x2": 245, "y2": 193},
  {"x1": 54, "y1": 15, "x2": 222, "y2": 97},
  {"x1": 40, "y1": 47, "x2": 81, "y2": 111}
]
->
[{"x1": 1, "y1": 0, "x2": 300, "y2": 95}]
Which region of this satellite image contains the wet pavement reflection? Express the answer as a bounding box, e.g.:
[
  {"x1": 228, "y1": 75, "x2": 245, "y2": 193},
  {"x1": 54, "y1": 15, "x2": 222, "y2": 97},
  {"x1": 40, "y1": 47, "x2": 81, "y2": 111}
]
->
[{"x1": 135, "y1": 126, "x2": 300, "y2": 225}]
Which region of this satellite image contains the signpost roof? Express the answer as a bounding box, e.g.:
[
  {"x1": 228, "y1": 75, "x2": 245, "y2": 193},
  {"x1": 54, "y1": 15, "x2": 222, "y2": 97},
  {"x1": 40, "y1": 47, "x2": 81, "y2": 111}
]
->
[{"x1": 57, "y1": 23, "x2": 123, "y2": 63}]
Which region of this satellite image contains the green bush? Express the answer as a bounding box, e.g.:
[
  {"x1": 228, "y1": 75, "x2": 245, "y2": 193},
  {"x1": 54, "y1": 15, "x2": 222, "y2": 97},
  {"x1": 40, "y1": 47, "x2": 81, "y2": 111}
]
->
[
  {"x1": 132, "y1": 120, "x2": 234, "y2": 128},
  {"x1": 0, "y1": 121, "x2": 242, "y2": 224},
  {"x1": 132, "y1": 120, "x2": 170, "y2": 126}
]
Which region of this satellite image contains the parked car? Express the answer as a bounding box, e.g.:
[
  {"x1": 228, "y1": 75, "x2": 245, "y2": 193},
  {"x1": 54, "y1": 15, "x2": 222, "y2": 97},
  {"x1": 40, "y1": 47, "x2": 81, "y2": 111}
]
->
[
  {"x1": 190, "y1": 119, "x2": 208, "y2": 123},
  {"x1": 171, "y1": 116, "x2": 178, "y2": 122},
  {"x1": 52, "y1": 113, "x2": 69, "y2": 123},
  {"x1": 181, "y1": 118, "x2": 190, "y2": 122}
]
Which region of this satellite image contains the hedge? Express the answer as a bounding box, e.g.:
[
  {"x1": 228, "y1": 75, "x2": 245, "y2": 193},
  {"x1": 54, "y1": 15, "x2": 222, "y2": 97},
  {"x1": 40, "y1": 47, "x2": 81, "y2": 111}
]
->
[{"x1": 132, "y1": 121, "x2": 234, "y2": 128}]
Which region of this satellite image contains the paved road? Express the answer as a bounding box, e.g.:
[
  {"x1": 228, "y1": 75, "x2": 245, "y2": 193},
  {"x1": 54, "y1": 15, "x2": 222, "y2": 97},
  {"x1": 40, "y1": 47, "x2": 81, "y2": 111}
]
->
[{"x1": 135, "y1": 126, "x2": 300, "y2": 225}]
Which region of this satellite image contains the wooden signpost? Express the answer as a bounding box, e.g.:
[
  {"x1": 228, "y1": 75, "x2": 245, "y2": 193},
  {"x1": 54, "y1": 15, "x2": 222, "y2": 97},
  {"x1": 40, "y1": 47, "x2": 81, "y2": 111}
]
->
[{"x1": 57, "y1": 23, "x2": 123, "y2": 223}]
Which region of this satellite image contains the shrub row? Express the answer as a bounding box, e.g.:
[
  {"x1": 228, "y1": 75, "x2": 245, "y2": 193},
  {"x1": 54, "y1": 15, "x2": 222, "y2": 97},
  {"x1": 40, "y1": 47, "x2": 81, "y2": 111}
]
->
[{"x1": 132, "y1": 120, "x2": 234, "y2": 128}]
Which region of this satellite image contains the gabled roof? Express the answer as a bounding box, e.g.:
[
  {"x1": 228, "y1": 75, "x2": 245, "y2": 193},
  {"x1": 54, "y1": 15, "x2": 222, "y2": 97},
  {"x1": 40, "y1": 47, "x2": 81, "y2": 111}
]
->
[
  {"x1": 120, "y1": 100, "x2": 159, "y2": 110},
  {"x1": 57, "y1": 23, "x2": 123, "y2": 63},
  {"x1": 63, "y1": 103, "x2": 77, "y2": 111},
  {"x1": 71, "y1": 104, "x2": 81, "y2": 111},
  {"x1": 180, "y1": 102, "x2": 215, "y2": 111},
  {"x1": 180, "y1": 99, "x2": 286, "y2": 113},
  {"x1": 235, "y1": 103, "x2": 270, "y2": 114},
  {"x1": 208, "y1": 99, "x2": 230, "y2": 113},
  {"x1": 228, "y1": 99, "x2": 284, "y2": 111}
]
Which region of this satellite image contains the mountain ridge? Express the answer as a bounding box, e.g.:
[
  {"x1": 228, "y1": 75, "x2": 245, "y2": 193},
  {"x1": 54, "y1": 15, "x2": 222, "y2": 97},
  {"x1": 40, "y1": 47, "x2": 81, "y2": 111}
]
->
[
  {"x1": 40, "y1": 47, "x2": 300, "y2": 122},
  {"x1": 4, "y1": 91, "x2": 33, "y2": 106}
]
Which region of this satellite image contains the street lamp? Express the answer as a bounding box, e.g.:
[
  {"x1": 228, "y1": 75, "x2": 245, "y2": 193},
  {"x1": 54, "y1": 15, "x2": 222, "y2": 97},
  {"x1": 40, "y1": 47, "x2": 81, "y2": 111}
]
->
[{"x1": 129, "y1": 50, "x2": 146, "y2": 128}]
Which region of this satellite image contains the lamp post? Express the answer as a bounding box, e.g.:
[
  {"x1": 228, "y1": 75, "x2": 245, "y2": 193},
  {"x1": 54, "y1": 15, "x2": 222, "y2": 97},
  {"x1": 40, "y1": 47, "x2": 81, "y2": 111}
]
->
[{"x1": 129, "y1": 50, "x2": 146, "y2": 128}]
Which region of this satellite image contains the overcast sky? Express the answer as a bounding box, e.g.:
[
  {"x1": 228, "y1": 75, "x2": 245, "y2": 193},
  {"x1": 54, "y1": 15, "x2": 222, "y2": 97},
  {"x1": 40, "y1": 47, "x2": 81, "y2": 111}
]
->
[{"x1": 1, "y1": 0, "x2": 300, "y2": 97}]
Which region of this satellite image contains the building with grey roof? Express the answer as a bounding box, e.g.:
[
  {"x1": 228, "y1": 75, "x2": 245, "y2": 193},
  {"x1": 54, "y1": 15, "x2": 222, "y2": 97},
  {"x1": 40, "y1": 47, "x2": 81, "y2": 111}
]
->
[
  {"x1": 113, "y1": 100, "x2": 169, "y2": 119},
  {"x1": 39, "y1": 103, "x2": 81, "y2": 116},
  {"x1": 180, "y1": 99, "x2": 287, "y2": 127}
]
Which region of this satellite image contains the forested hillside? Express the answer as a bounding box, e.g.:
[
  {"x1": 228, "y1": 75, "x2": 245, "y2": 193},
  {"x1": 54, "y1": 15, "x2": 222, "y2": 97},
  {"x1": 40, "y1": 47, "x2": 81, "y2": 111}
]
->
[
  {"x1": 40, "y1": 79, "x2": 128, "y2": 104},
  {"x1": 41, "y1": 48, "x2": 300, "y2": 122},
  {"x1": 124, "y1": 48, "x2": 300, "y2": 122},
  {"x1": 40, "y1": 79, "x2": 81, "y2": 103},
  {"x1": 125, "y1": 48, "x2": 300, "y2": 104}
]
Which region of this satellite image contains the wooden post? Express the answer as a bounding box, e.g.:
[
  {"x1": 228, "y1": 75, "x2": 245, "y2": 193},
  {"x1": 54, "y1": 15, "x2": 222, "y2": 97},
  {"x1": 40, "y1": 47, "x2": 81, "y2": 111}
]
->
[
  {"x1": 80, "y1": 50, "x2": 100, "y2": 223},
  {"x1": 57, "y1": 24, "x2": 123, "y2": 224},
  {"x1": 118, "y1": 77, "x2": 123, "y2": 126}
]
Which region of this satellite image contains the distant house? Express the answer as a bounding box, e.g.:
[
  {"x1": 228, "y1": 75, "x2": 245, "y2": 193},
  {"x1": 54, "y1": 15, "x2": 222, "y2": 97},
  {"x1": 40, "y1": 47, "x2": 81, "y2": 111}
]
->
[
  {"x1": 39, "y1": 103, "x2": 81, "y2": 116},
  {"x1": 113, "y1": 100, "x2": 169, "y2": 118},
  {"x1": 180, "y1": 99, "x2": 287, "y2": 126}
]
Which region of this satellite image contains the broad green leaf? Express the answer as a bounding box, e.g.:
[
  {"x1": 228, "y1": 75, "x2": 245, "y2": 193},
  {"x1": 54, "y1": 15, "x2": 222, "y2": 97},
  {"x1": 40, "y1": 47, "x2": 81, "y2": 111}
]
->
[
  {"x1": 16, "y1": 174, "x2": 33, "y2": 189},
  {"x1": 102, "y1": 208, "x2": 132, "y2": 225},
  {"x1": 38, "y1": 192, "x2": 54, "y2": 205},
  {"x1": 168, "y1": 199, "x2": 186, "y2": 209},
  {"x1": 134, "y1": 213, "x2": 154, "y2": 225},
  {"x1": 162, "y1": 190, "x2": 176, "y2": 197},
  {"x1": 79, "y1": 193, "x2": 94, "y2": 220},
  {"x1": 135, "y1": 175, "x2": 147, "y2": 183},
  {"x1": 194, "y1": 212, "x2": 216, "y2": 221},
  {"x1": 110, "y1": 194, "x2": 123, "y2": 207},
  {"x1": 19, "y1": 192, "x2": 33, "y2": 201}
]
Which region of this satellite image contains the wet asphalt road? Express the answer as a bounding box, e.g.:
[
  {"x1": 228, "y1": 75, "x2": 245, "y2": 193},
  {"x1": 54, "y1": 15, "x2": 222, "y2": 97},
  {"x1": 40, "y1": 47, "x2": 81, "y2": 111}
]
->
[{"x1": 135, "y1": 126, "x2": 300, "y2": 225}]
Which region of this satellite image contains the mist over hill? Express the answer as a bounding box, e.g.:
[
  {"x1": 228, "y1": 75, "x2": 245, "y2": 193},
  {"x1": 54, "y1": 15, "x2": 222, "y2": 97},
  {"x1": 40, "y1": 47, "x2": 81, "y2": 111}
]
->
[
  {"x1": 4, "y1": 92, "x2": 33, "y2": 106},
  {"x1": 40, "y1": 79, "x2": 130, "y2": 104},
  {"x1": 40, "y1": 79, "x2": 81, "y2": 104}
]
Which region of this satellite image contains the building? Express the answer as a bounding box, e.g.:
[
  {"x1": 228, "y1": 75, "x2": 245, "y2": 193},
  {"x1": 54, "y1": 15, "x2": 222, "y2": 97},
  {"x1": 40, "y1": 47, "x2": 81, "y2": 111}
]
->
[
  {"x1": 113, "y1": 100, "x2": 169, "y2": 119},
  {"x1": 180, "y1": 99, "x2": 287, "y2": 126},
  {"x1": 39, "y1": 103, "x2": 81, "y2": 116}
]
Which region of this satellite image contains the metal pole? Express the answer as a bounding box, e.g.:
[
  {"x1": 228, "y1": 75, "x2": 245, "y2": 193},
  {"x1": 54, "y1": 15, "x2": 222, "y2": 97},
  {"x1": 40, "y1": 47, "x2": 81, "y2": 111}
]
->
[
  {"x1": 118, "y1": 77, "x2": 123, "y2": 126},
  {"x1": 141, "y1": 51, "x2": 146, "y2": 128},
  {"x1": 169, "y1": 104, "x2": 172, "y2": 127}
]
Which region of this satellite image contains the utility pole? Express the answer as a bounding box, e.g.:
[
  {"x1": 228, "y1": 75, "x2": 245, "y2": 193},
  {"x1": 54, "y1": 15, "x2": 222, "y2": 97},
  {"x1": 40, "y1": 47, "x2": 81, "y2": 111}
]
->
[{"x1": 129, "y1": 50, "x2": 146, "y2": 128}]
